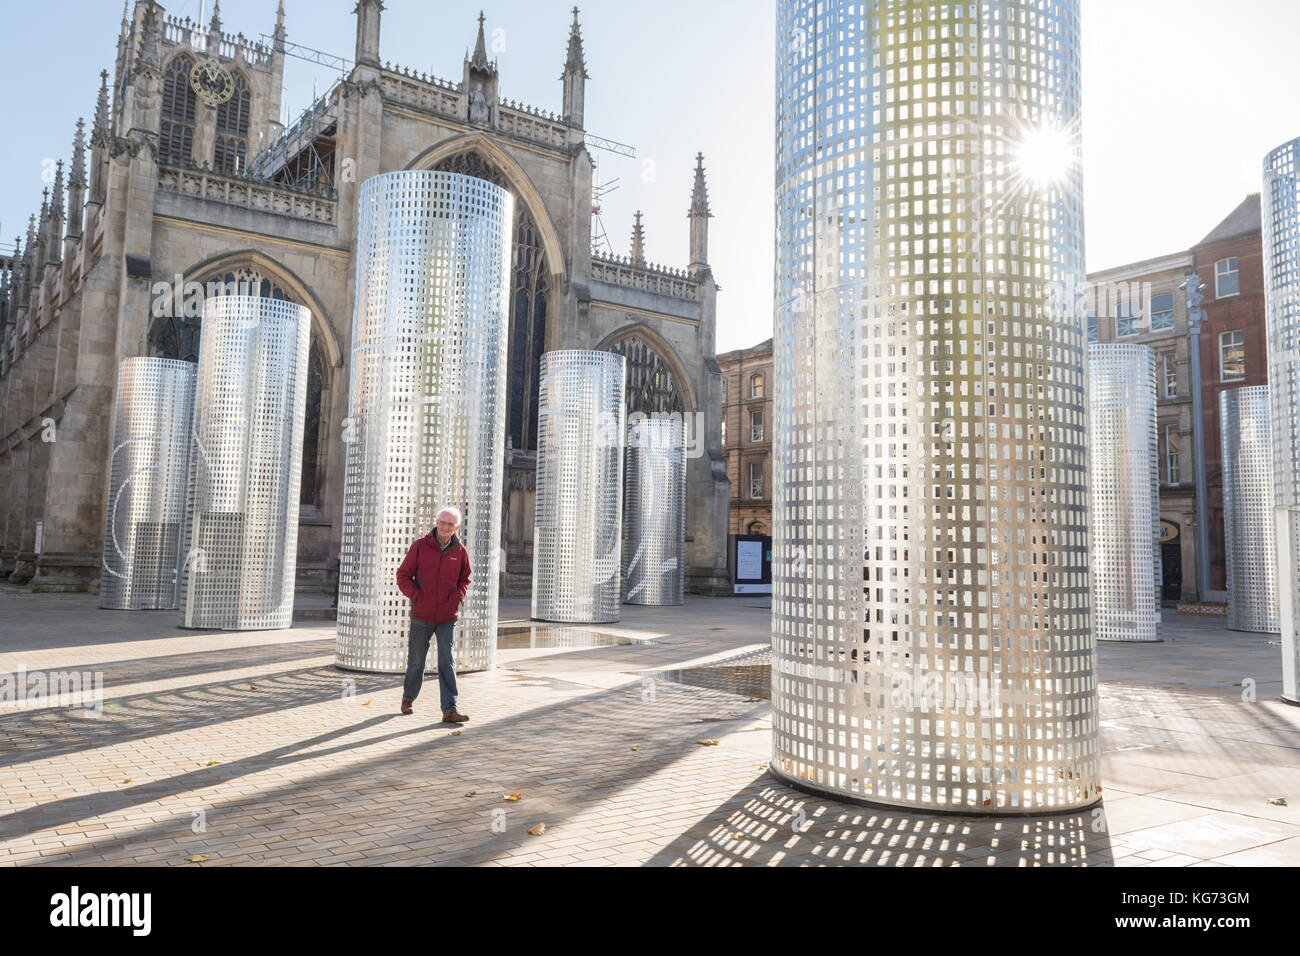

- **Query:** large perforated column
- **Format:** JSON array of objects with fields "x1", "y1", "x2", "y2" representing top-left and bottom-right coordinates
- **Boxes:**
[
  {"x1": 623, "y1": 416, "x2": 686, "y2": 606},
  {"x1": 1264, "y1": 137, "x2": 1300, "y2": 701},
  {"x1": 178, "y1": 296, "x2": 312, "y2": 630},
  {"x1": 100, "y1": 357, "x2": 196, "y2": 610},
  {"x1": 773, "y1": 0, "x2": 1099, "y2": 811},
  {"x1": 335, "y1": 170, "x2": 512, "y2": 674},
  {"x1": 1220, "y1": 386, "x2": 1279, "y2": 633},
  {"x1": 532, "y1": 350, "x2": 627, "y2": 624},
  {"x1": 1088, "y1": 344, "x2": 1159, "y2": 643}
]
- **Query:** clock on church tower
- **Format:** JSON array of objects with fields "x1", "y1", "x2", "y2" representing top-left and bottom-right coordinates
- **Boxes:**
[{"x1": 190, "y1": 58, "x2": 235, "y2": 107}]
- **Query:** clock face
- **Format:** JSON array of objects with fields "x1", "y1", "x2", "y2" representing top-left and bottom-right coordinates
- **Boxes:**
[{"x1": 191, "y1": 58, "x2": 235, "y2": 107}]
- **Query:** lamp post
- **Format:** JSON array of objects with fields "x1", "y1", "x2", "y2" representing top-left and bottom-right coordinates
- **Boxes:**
[{"x1": 1184, "y1": 273, "x2": 1213, "y2": 602}]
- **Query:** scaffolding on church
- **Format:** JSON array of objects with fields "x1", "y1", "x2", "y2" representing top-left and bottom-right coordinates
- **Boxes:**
[{"x1": 247, "y1": 80, "x2": 341, "y2": 194}]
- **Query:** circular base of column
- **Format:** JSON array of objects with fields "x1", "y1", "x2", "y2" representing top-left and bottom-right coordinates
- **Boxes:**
[
  {"x1": 99, "y1": 604, "x2": 178, "y2": 612},
  {"x1": 1097, "y1": 638, "x2": 1164, "y2": 644},
  {"x1": 1281, "y1": 695, "x2": 1300, "y2": 708},
  {"x1": 332, "y1": 663, "x2": 493, "y2": 676},
  {"x1": 768, "y1": 766, "x2": 1104, "y2": 818},
  {"x1": 1227, "y1": 626, "x2": 1281, "y2": 635},
  {"x1": 622, "y1": 600, "x2": 685, "y2": 608}
]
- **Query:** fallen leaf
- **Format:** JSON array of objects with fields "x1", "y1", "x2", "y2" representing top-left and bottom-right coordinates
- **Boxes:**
[
  {"x1": 361, "y1": 700, "x2": 372, "y2": 706},
  {"x1": 1268, "y1": 797, "x2": 1288, "y2": 806},
  {"x1": 185, "y1": 854, "x2": 209, "y2": 863},
  {"x1": 248, "y1": 685, "x2": 258, "y2": 691},
  {"x1": 503, "y1": 791, "x2": 522, "y2": 802},
  {"x1": 464, "y1": 791, "x2": 477, "y2": 798},
  {"x1": 449, "y1": 730, "x2": 462, "y2": 736},
  {"x1": 121, "y1": 778, "x2": 133, "y2": 784},
  {"x1": 205, "y1": 760, "x2": 221, "y2": 766},
  {"x1": 528, "y1": 823, "x2": 546, "y2": 836},
  {"x1": 696, "y1": 739, "x2": 720, "y2": 747},
  {"x1": 729, "y1": 832, "x2": 744, "y2": 840},
  {"x1": 631, "y1": 745, "x2": 639, "y2": 751}
]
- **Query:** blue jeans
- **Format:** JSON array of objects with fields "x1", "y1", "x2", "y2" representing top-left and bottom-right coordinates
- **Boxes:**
[{"x1": 402, "y1": 620, "x2": 458, "y2": 713}]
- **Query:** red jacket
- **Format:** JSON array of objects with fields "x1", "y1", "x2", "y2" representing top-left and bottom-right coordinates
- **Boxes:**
[{"x1": 396, "y1": 532, "x2": 472, "y2": 624}]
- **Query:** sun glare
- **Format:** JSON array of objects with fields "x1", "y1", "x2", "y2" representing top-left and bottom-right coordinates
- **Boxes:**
[{"x1": 1015, "y1": 125, "x2": 1075, "y2": 189}]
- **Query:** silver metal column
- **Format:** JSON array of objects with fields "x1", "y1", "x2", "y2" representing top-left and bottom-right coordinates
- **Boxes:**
[
  {"x1": 532, "y1": 349, "x2": 627, "y2": 624},
  {"x1": 1088, "y1": 344, "x2": 1159, "y2": 643},
  {"x1": 623, "y1": 416, "x2": 685, "y2": 606},
  {"x1": 1264, "y1": 136, "x2": 1300, "y2": 701},
  {"x1": 773, "y1": 0, "x2": 1099, "y2": 811},
  {"x1": 178, "y1": 296, "x2": 312, "y2": 630},
  {"x1": 335, "y1": 170, "x2": 513, "y2": 674},
  {"x1": 1220, "y1": 386, "x2": 1279, "y2": 633},
  {"x1": 100, "y1": 357, "x2": 196, "y2": 610}
]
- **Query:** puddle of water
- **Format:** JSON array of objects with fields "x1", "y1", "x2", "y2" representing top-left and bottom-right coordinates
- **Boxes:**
[
  {"x1": 652, "y1": 648, "x2": 772, "y2": 700},
  {"x1": 496, "y1": 623, "x2": 654, "y2": 650}
]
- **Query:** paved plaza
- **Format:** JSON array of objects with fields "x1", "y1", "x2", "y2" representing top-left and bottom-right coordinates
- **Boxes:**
[{"x1": 1, "y1": 586, "x2": 1298, "y2": 867}]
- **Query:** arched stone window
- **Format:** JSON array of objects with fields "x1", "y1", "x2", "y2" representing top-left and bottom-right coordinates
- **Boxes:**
[
  {"x1": 214, "y1": 71, "x2": 251, "y2": 174},
  {"x1": 608, "y1": 335, "x2": 685, "y2": 417},
  {"x1": 146, "y1": 267, "x2": 328, "y2": 508},
  {"x1": 160, "y1": 55, "x2": 197, "y2": 166},
  {"x1": 433, "y1": 150, "x2": 549, "y2": 453}
]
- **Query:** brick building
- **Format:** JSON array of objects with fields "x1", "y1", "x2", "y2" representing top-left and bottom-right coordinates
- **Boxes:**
[
  {"x1": 1192, "y1": 194, "x2": 1267, "y2": 599},
  {"x1": 717, "y1": 337, "x2": 772, "y2": 538},
  {"x1": 1089, "y1": 193, "x2": 1266, "y2": 604}
]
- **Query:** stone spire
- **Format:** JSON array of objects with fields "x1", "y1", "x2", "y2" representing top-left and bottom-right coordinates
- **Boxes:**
[
  {"x1": 47, "y1": 163, "x2": 65, "y2": 266},
  {"x1": 209, "y1": 0, "x2": 222, "y2": 34},
  {"x1": 563, "y1": 7, "x2": 588, "y2": 79},
  {"x1": 353, "y1": 0, "x2": 384, "y2": 70},
  {"x1": 630, "y1": 210, "x2": 646, "y2": 267},
  {"x1": 69, "y1": 119, "x2": 87, "y2": 188},
  {"x1": 135, "y1": 1, "x2": 162, "y2": 78},
  {"x1": 67, "y1": 120, "x2": 88, "y2": 246},
  {"x1": 688, "y1": 152, "x2": 712, "y2": 275},
  {"x1": 120, "y1": 0, "x2": 130, "y2": 38},
  {"x1": 91, "y1": 71, "x2": 111, "y2": 147},
  {"x1": 470, "y1": 11, "x2": 490, "y2": 71},
  {"x1": 274, "y1": 0, "x2": 286, "y2": 40},
  {"x1": 561, "y1": 6, "x2": 588, "y2": 128},
  {"x1": 90, "y1": 72, "x2": 111, "y2": 204}
]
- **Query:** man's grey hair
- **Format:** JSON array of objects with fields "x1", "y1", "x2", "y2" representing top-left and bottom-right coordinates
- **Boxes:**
[{"x1": 436, "y1": 506, "x2": 462, "y2": 526}]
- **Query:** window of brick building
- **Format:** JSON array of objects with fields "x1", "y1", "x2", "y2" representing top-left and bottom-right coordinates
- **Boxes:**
[
  {"x1": 1215, "y1": 258, "x2": 1240, "y2": 298},
  {"x1": 749, "y1": 462, "x2": 763, "y2": 499},
  {"x1": 1162, "y1": 352, "x2": 1177, "y2": 398},
  {"x1": 1150, "y1": 292, "x2": 1174, "y2": 331},
  {"x1": 1116, "y1": 301, "x2": 1140, "y2": 337},
  {"x1": 751, "y1": 409, "x2": 764, "y2": 442},
  {"x1": 1219, "y1": 330, "x2": 1245, "y2": 381},
  {"x1": 1161, "y1": 425, "x2": 1180, "y2": 484},
  {"x1": 1086, "y1": 311, "x2": 1098, "y2": 343},
  {"x1": 750, "y1": 373, "x2": 765, "y2": 399}
]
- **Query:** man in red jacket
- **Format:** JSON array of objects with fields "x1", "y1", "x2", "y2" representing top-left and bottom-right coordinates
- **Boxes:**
[{"x1": 396, "y1": 506, "x2": 471, "y2": 722}]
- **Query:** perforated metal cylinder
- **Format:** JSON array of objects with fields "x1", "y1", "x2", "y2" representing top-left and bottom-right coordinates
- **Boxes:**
[
  {"x1": 623, "y1": 416, "x2": 685, "y2": 606},
  {"x1": 335, "y1": 170, "x2": 513, "y2": 674},
  {"x1": 532, "y1": 350, "x2": 626, "y2": 624},
  {"x1": 1088, "y1": 344, "x2": 1159, "y2": 643},
  {"x1": 1264, "y1": 137, "x2": 1300, "y2": 699},
  {"x1": 100, "y1": 357, "x2": 196, "y2": 610},
  {"x1": 773, "y1": 0, "x2": 1098, "y2": 812},
  {"x1": 178, "y1": 296, "x2": 311, "y2": 630},
  {"x1": 1220, "y1": 386, "x2": 1279, "y2": 633}
]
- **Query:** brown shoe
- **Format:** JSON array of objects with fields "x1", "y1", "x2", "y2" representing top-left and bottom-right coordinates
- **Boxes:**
[
  {"x1": 400, "y1": 699, "x2": 414, "y2": 715},
  {"x1": 442, "y1": 710, "x2": 469, "y2": 723}
]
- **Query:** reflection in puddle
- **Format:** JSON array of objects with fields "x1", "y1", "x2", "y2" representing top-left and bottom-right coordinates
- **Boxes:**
[
  {"x1": 654, "y1": 648, "x2": 771, "y2": 700},
  {"x1": 496, "y1": 623, "x2": 655, "y2": 650}
]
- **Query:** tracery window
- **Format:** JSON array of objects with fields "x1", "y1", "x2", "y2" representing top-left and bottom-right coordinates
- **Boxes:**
[
  {"x1": 160, "y1": 55, "x2": 197, "y2": 166},
  {"x1": 214, "y1": 71, "x2": 251, "y2": 174},
  {"x1": 433, "y1": 151, "x2": 550, "y2": 453},
  {"x1": 146, "y1": 268, "x2": 328, "y2": 507},
  {"x1": 607, "y1": 335, "x2": 685, "y2": 417}
]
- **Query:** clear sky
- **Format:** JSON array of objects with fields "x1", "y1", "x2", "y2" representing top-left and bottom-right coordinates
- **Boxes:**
[{"x1": 2, "y1": 1, "x2": 1298, "y2": 353}]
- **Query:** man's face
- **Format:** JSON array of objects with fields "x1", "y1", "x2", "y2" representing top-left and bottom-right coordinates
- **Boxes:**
[{"x1": 435, "y1": 513, "x2": 460, "y2": 539}]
